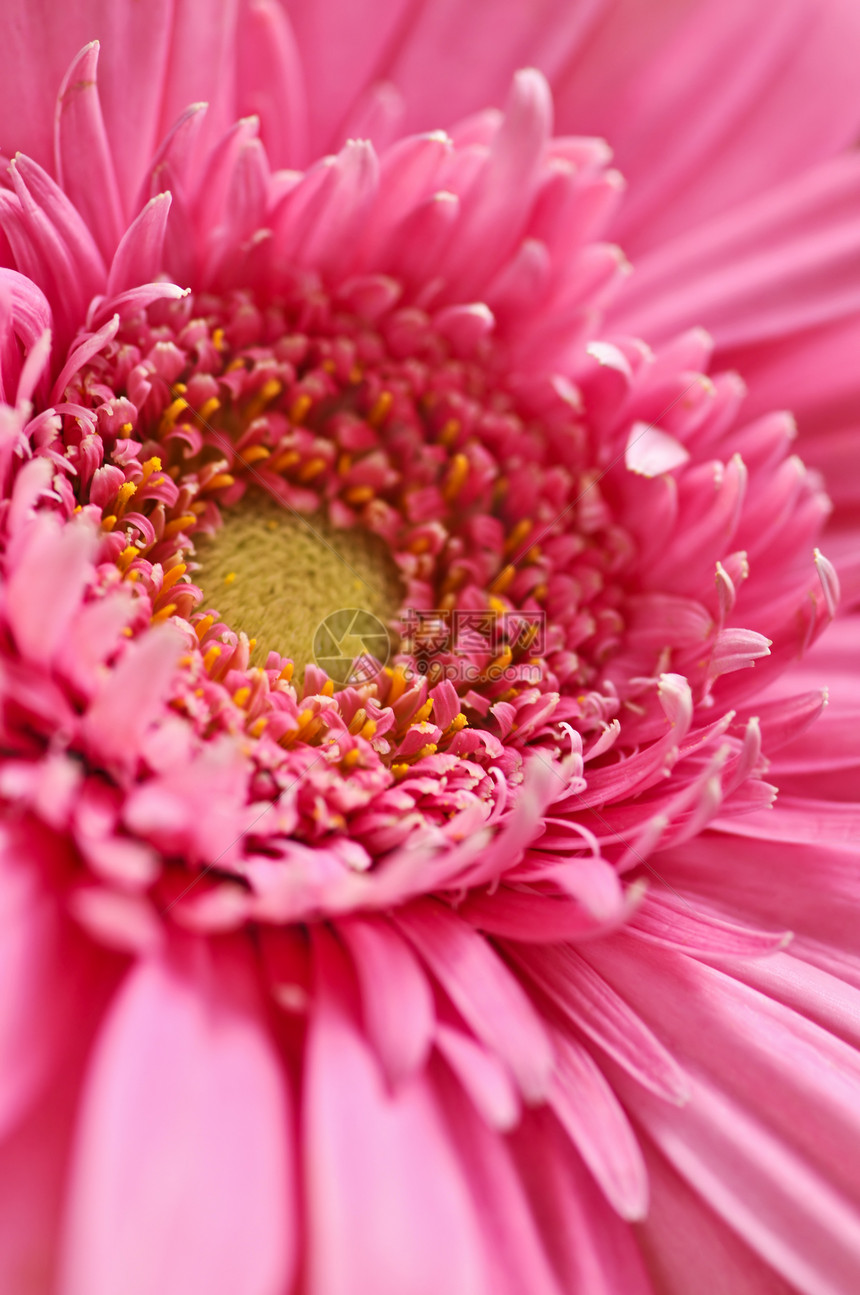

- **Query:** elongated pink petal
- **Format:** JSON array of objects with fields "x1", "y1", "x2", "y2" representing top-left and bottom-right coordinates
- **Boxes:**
[
  {"x1": 305, "y1": 929, "x2": 488, "y2": 1295},
  {"x1": 616, "y1": 153, "x2": 860, "y2": 348},
  {"x1": 548, "y1": 1029, "x2": 648, "y2": 1220},
  {"x1": 579, "y1": 0, "x2": 860, "y2": 254},
  {"x1": 514, "y1": 943, "x2": 689, "y2": 1103},
  {"x1": 58, "y1": 939, "x2": 294, "y2": 1295},
  {"x1": 54, "y1": 43, "x2": 124, "y2": 262},
  {"x1": 395, "y1": 900, "x2": 555, "y2": 1102},
  {"x1": 80, "y1": 626, "x2": 182, "y2": 776},
  {"x1": 337, "y1": 913, "x2": 435, "y2": 1086},
  {"x1": 107, "y1": 192, "x2": 172, "y2": 296},
  {"x1": 236, "y1": 0, "x2": 307, "y2": 168},
  {"x1": 5, "y1": 516, "x2": 95, "y2": 666}
]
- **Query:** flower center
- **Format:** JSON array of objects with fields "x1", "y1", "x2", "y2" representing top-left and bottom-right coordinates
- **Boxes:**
[
  {"x1": 194, "y1": 491, "x2": 403, "y2": 675},
  {"x1": 63, "y1": 278, "x2": 641, "y2": 788}
]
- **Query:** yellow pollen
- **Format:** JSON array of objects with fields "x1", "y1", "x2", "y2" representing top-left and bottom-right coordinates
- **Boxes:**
[
  {"x1": 293, "y1": 708, "x2": 315, "y2": 735},
  {"x1": 359, "y1": 719, "x2": 377, "y2": 740},
  {"x1": 141, "y1": 456, "x2": 162, "y2": 482},
  {"x1": 320, "y1": 679, "x2": 335, "y2": 698},
  {"x1": 164, "y1": 513, "x2": 197, "y2": 538},
  {"x1": 117, "y1": 545, "x2": 138, "y2": 572},
  {"x1": 348, "y1": 708, "x2": 368, "y2": 734},
  {"x1": 151, "y1": 603, "x2": 177, "y2": 624},
  {"x1": 391, "y1": 762, "x2": 410, "y2": 779},
  {"x1": 203, "y1": 644, "x2": 223, "y2": 672},
  {"x1": 445, "y1": 713, "x2": 468, "y2": 736},
  {"x1": 290, "y1": 394, "x2": 313, "y2": 425},
  {"x1": 345, "y1": 485, "x2": 374, "y2": 506},
  {"x1": 442, "y1": 453, "x2": 470, "y2": 502},
  {"x1": 414, "y1": 743, "x2": 437, "y2": 760},
  {"x1": 240, "y1": 445, "x2": 271, "y2": 465},
  {"x1": 115, "y1": 481, "x2": 137, "y2": 514},
  {"x1": 298, "y1": 456, "x2": 327, "y2": 482},
  {"x1": 204, "y1": 472, "x2": 236, "y2": 493},
  {"x1": 232, "y1": 686, "x2": 251, "y2": 708},
  {"x1": 270, "y1": 449, "x2": 301, "y2": 474},
  {"x1": 369, "y1": 391, "x2": 393, "y2": 427},
  {"x1": 120, "y1": 422, "x2": 134, "y2": 434},
  {"x1": 342, "y1": 748, "x2": 362, "y2": 769},
  {"x1": 439, "y1": 418, "x2": 461, "y2": 447},
  {"x1": 161, "y1": 562, "x2": 187, "y2": 592},
  {"x1": 533, "y1": 584, "x2": 548, "y2": 601},
  {"x1": 197, "y1": 397, "x2": 221, "y2": 423},
  {"x1": 337, "y1": 452, "x2": 352, "y2": 475},
  {"x1": 388, "y1": 666, "x2": 409, "y2": 705},
  {"x1": 409, "y1": 535, "x2": 431, "y2": 555},
  {"x1": 212, "y1": 327, "x2": 226, "y2": 351},
  {"x1": 245, "y1": 379, "x2": 282, "y2": 423},
  {"x1": 101, "y1": 514, "x2": 117, "y2": 531},
  {"x1": 505, "y1": 518, "x2": 532, "y2": 555},
  {"x1": 412, "y1": 699, "x2": 434, "y2": 725},
  {"x1": 489, "y1": 563, "x2": 516, "y2": 596},
  {"x1": 278, "y1": 662, "x2": 294, "y2": 682},
  {"x1": 489, "y1": 646, "x2": 513, "y2": 673},
  {"x1": 195, "y1": 615, "x2": 216, "y2": 640},
  {"x1": 224, "y1": 571, "x2": 237, "y2": 585},
  {"x1": 161, "y1": 397, "x2": 189, "y2": 431},
  {"x1": 249, "y1": 717, "x2": 267, "y2": 737}
]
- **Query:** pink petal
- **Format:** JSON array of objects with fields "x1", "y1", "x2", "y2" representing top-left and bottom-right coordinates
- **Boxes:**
[
  {"x1": 386, "y1": 0, "x2": 600, "y2": 140},
  {"x1": 436, "y1": 1023, "x2": 520, "y2": 1131},
  {"x1": 305, "y1": 929, "x2": 488, "y2": 1295},
  {"x1": 236, "y1": 0, "x2": 307, "y2": 168},
  {"x1": 615, "y1": 153, "x2": 860, "y2": 348},
  {"x1": 514, "y1": 943, "x2": 689, "y2": 1103},
  {"x1": 5, "y1": 515, "x2": 96, "y2": 667},
  {"x1": 395, "y1": 899, "x2": 554, "y2": 1102},
  {"x1": 625, "y1": 421, "x2": 690, "y2": 477},
  {"x1": 579, "y1": 0, "x2": 860, "y2": 254},
  {"x1": 509, "y1": 1108, "x2": 654, "y2": 1294},
  {"x1": 58, "y1": 939, "x2": 294, "y2": 1295},
  {"x1": 337, "y1": 913, "x2": 435, "y2": 1087},
  {"x1": 0, "y1": 825, "x2": 70, "y2": 1139},
  {"x1": 107, "y1": 192, "x2": 172, "y2": 296},
  {"x1": 80, "y1": 625, "x2": 182, "y2": 776},
  {"x1": 548, "y1": 1029, "x2": 649, "y2": 1219},
  {"x1": 54, "y1": 42, "x2": 124, "y2": 262}
]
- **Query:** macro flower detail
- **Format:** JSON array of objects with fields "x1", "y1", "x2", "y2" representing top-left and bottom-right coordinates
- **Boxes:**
[{"x1": 1, "y1": 4, "x2": 859, "y2": 1295}]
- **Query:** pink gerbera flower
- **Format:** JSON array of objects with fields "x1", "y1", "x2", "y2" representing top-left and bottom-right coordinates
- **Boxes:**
[{"x1": 1, "y1": 2, "x2": 859, "y2": 1293}]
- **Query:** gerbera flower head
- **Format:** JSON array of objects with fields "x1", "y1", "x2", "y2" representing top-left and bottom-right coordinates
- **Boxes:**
[{"x1": 1, "y1": 5, "x2": 859, "y2": 1294}]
